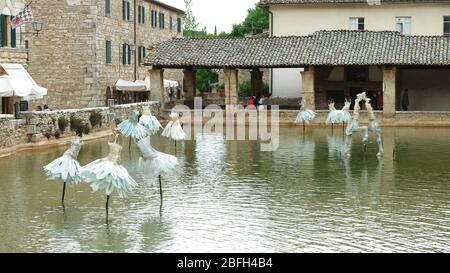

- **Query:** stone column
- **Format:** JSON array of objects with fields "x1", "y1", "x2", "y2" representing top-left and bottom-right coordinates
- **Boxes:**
[
  {"x1": 224, "y1": 68, "x2": 239, "y2": 112},
  {"x1": 382, "y1": 66, "x2": 397, "y2": 118},
  {"x1": 250, "y1": 69, "x2": 263, "y2": 97},
  {"x1": 149, "y1": 68, "x2": 164, "y2": 107},
  {"x1": 301, "y1": 66, "x2": 315, "y2": 110},
  {"x1": 183, "y1": 68, "x2": 196, "y2": 102}
]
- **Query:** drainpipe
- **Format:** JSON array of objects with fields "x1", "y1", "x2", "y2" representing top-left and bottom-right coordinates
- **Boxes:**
[
  {"x1": 268, "y1": 10, "x2": 274, "y2": 97},
  {"x1": 134, "y1": 0, "x2": 137, "y2": 81}
]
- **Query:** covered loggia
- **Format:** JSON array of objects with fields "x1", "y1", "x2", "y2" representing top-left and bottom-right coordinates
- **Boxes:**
[{"x1": 144, "y1": 30, "x2": 450, "y2": 117}]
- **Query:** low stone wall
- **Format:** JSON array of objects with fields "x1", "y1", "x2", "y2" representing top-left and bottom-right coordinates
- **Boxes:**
[
  {"x1": 176, "y1": 109, "x2": 450, "y2": 127},
  {"x1": 0, "y1": 102, "x2": 160, "y2": 156}
]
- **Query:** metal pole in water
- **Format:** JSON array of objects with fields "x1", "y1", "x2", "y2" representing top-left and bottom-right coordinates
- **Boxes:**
[
  {"x1": 106, "y1": 195, "x2": 110, "y2": 215},
  {"x1": 159, "y1": 175, "x2": 163, "y2": 209},
  {"x1": 62, "y1": 182, "x2": 66, "y2": 203}
]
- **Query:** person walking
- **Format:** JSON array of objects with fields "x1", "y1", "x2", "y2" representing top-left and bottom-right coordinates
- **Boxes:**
[{"x1": 402, "y1": 89, "x2": 409, "y2": 111}]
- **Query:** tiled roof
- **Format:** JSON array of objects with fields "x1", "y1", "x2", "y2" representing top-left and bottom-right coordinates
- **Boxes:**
[
  {"x1": 144, "y1": 30, "x2": 450, "y2": 68},
  {"x1": 259, "y1": 0, "x2": 450, "y2": 5},
  {"x1": 150, "y1": 0, "x2": 185, "y2": 14}
]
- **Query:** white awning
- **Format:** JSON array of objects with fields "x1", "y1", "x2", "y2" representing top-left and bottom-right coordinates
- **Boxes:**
[
  {"x1": 115, "y1": 79, "x2": 148, "y2": 92},
  {"x1": 115, "y1": 77, "x2": 179, "y2": 92},
  {"x1": 0, "y1": 64, "x2": 48, "y2": 100}
]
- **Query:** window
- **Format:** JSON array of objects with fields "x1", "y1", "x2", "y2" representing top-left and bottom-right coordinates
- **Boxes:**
[
  {"x1": 151, "y1": 10, "x2": 157, "y2": 28},
  {"x1": 138, "y1": 46, "x2": 146, "y2": 64},
  {"x1": 105, "y1": 0, "x2": 110, "y2": 17},
  {"x1": 106, "y1": 40, "x2": 112, "y2": 64},
  {"x1": 170, "y1": 16, "x2": 173, "y2": 31},
  {"x1": 395, "y1": 17, "x2": 411, "y2": 35},
  {"x1": 159, "y1": 12, "x2": 165, "y2": 29},
  {"x1": 349, "y1": 17, "x2": 364, "y2": 31},
  {"x1": 122, "y1": 1, "x2": 131, "y2": 21},
  {"x1": 177, "y1": 17, "x2": 182, "y2": 33},
  {"x1": 138, "y1": 5, "x2": 145, "y2": 24},
  {"x1": 444, "y1": 16, "x2": 450, "y2": 36},
  {"x1": 122, "y1": 43, "x2": 131, "y2": 65},
  {"x1": 0, "y1": 15, "x2": 7, "y2": 47}
]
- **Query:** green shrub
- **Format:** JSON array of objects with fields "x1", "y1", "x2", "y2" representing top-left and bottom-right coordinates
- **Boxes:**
[
  {"x1": 57, "y1": 117, "x2": 68, "y2": 133},
  {"x1": 70, "y1": 116, "x2": 90, "y2": 137},
  {"x1": 89, "y1": 111, "x2": 102, "y2": 128},
  {"x1": 239, "y1": 80, "x2": 270, "y2": 97},
  {"x1": 239, "y1": 80, "x2": 251, "y2": 97}
]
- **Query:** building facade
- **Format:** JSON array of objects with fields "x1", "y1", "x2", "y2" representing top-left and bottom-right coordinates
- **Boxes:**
[
  {"x1": 261, "y1": 0, "x2": 450, "y2": 111},
  {"x1": 26, "y1": 0, "x2": 184, "y2": 109},
  {"x1": 0, "y1": 0, "x2": 28, "y2": 114}
]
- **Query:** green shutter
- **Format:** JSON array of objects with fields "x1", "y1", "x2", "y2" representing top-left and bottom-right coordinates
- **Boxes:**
[
  {"x1": 142, "y1": 7, "x2": 145, "y2": 24},
  {"x1": 0, "y1": 16, "x2": 6, "y2": 47},
  {"x1": 106, "y1": 0, "x2": 110, "y2": 16},
  {"x1": 106, "y1": 41, "x2": 111, "y2": 64},
  {"x1": 11, "y1": 27, "x2": 16, "y2": 48},
  {"x1": 122, "y1": 1, "x2": 126, "y2": 20},
  {"x1": 127, "y1": 2, "x2": 131, "y2": 21},
  {"x1": 122, "y1": 44, "x2": 126, "y2": 64},
  {"x1": 128, "y1": 44, "x2": 131, "y2": 64}
]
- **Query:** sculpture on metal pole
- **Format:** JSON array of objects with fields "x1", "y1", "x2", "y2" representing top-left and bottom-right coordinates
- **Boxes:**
[{"x1": 344, "y1": 92, "x2": 384, "y2": 159}]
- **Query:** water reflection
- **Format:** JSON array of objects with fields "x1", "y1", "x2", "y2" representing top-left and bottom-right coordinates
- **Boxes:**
[{"x1": 0, "y1": 127, "x2": 449, "y2": 252}]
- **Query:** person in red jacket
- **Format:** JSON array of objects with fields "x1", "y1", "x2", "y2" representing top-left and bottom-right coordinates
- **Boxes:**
[
  {"x1": 247, "y1": 96, "x2": 255, "y2": 109},
  {"x1": 377, "y1": 91, "x2": 383, "y2": 110}
]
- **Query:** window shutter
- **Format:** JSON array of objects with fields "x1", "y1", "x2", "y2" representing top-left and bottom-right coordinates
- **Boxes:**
[
  {"x1": 105, "y1": 0, "x2": 110, "y2": 16},
  {"x1": 122, "y1": 1, "x2": 126, "y2": 20},
  {"x1": 0, "y1": 16, "x2": 6, "y2": 47},
  {"x1": 151, "y1": 10, "x2": 154, "y2": 28},
  {"x1": 127, "y1": 44, "x2": 131, "y2": 65},
  {"x1": 142, "y1": 7, "x2": 145, "y2": 24},
  {"x1": 122, "y1": 44, "x2": 126, "y2": 64},
  {"x1": 106, "y1": 40, "x2": 111, "y2": 64},
  {"x1": 10, "y1": 17, "x2": 16, "y2": 48},
  {"x1": 127, "y1": 2, "x2": 131, "y2": 21}
]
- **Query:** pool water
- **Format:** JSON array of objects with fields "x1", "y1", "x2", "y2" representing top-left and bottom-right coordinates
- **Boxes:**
[{"x1": 0, "y1": 127, "x2": 449, "y2": 253}]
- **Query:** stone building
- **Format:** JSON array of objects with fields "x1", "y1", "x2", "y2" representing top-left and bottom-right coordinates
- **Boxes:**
[
  {"x1": 26, "y1": 0, "x2": 184, "y2": 110},
  {"x1": 0, "y1": 0, "x2": 29, "y2": 114}
]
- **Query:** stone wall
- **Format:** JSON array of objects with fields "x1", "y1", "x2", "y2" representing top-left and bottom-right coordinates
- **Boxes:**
[
  {"x1": 18, "y1": 102, "x2": 161, "y2": 142},
  {"x1": 27, "y1": 0, "x2": 184, "y2": 110},
  {"x1": 0, "y1": 102, "x2": 160, "y2": 156},
  {"x1": 0, "y1": 48, "x2": 28, "y2": 66}
]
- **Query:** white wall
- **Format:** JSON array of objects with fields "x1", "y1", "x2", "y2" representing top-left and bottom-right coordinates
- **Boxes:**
[
  {"x1": 400, "y1": 69, "x2": 450, "y2": 111},
  {"x1": 272, "y1": 68, "x2": 303, "y2": 98},
  {"x1": 271, "y1": 3, "x2": 450, "y2": 36},
  {"x1": 269, "y1": 2, "x2": 450, "y2": 97}
]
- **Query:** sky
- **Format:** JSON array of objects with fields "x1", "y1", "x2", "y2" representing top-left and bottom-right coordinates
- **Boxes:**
[{"x1": 161, "y1": 0, "x2": 260, "y2": 33}]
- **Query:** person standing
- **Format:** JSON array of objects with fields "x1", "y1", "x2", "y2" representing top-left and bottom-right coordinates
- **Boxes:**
[
  {"x1": 247, "y1": 96, "x2": 255, "y2": 109},
  {"x1": 370, "y1": 93, "x2": 378, "y2": 110},
  {"x1": 402, "y1": 89, "x2": 409, "y2": 111},
  {"x1": 377, "y1": 91, "x2": 383, "y2": 111}
]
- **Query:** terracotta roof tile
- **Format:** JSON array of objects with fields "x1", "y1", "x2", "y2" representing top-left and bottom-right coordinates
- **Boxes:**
[{"x1": 144, "y1": 30, "x2": 450, "y2": 68}]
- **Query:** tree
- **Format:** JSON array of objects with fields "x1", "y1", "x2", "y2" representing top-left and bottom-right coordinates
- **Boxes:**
[
  {"x1": 183, "y1": 0, "x2": 199, "y2": 37},
  {"x1": 196, "y1": 69, "x2": 218, "y2": 93},
  {"x1": 230, "y1": 5, "x2": 269, "y2": 37}
]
